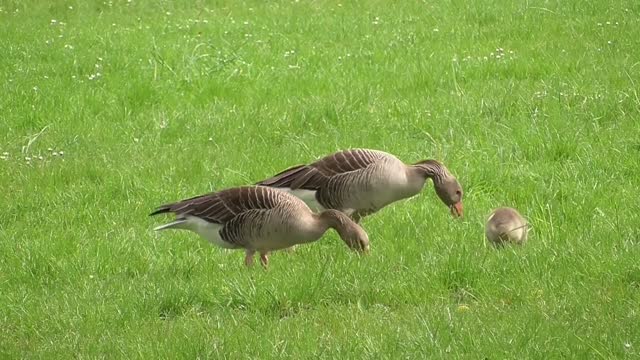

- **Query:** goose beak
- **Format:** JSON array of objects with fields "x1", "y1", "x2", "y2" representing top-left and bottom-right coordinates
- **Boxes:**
[
  {"x1": 450, "y1": 202, "x2": 463, "y2": 218},
  {"x1": 357, "y1": 242, "x2": 370, "y2": 254}
]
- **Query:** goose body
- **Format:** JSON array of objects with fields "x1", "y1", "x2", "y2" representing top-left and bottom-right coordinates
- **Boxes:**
[
  {"x1": 150, "y1": 186, "x2": 370, "y2": 267},
  {"x1": 256, "y1": 148, "x2": 463, "y2": 222},
  {"x1": 485, "y1": 207, "x2": 529, "y2": 246}
]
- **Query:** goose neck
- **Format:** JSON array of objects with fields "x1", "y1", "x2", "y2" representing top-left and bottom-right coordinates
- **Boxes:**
[{"x1": 411, "y1": 159, "x2": 449, "y2": 184}]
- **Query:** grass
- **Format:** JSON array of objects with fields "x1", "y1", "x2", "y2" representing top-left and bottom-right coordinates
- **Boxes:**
[{"x1": 1, "y1": 0, "x2": 639, "y2": 358}]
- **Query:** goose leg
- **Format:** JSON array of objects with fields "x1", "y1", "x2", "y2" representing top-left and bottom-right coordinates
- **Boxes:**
[
  {"x1": 259, "y1": 252, "x2": 270, "y2": 268},
  {"x1": 244, "y1": 250, "x2": 256, "y2": 267}
]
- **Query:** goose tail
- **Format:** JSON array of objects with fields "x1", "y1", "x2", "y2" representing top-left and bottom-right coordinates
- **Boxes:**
[{"x1": 153, "y1": 219, "x2": 188, "y2": 231}]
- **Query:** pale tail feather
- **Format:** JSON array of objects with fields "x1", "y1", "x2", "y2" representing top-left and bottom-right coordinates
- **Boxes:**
[{"x1": 153, "y1": 219, "x2": 188, "y2": 231}]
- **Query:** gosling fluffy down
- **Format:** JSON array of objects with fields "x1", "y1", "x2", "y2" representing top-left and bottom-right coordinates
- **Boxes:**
[{"x1": 485, "y1": 207, "x2": 529, "y2": 246}]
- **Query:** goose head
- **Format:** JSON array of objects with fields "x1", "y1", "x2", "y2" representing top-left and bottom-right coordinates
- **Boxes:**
[
  {"x1": 412, "y1": 159, "x2": 464, "y2": 217},
  {"x1": 319, "y1": 210, "x2": 370, "y2": 252},
  {"x1": 434, "y1": 176, "x2": 464, "y2": 217},
  {"x1": 339, "y1": 222, "x2": 370, "y2": 252}
]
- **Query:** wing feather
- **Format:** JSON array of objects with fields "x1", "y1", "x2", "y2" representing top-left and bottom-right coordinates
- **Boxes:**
[
  {"x1": 150, "y1": 186, "x2": 285, "y2": 225},
  {"x1": 256, "y1": 148, "x2": 389, "y2": 191}
]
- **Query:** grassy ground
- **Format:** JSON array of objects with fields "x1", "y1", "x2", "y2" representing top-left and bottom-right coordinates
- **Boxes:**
[{"x1": 1, "y1": 0, "x2": 639, "y2": 358}]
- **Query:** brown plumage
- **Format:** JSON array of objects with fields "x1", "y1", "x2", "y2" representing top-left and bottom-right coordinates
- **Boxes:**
[
  {"x1": 256, "y1": 148, "x2": 463, "y2": 223},
  {"x1": 150, "y1": 186, "x2": 370, "y2": 268},
  {"x1": 485, "y1": 207, "x2": 530, "y2": 247}
]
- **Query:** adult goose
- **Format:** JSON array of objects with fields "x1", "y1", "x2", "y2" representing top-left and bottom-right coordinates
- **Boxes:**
[
  {"x1": 255, "y1": 148, "x2": 463, "y2": 223},
  {"x1": 485, "y1": 207, "x2": 530, "y2": 247},
  {"x1": 150, "y1": 185, "x2": 370, "y2": 268}
]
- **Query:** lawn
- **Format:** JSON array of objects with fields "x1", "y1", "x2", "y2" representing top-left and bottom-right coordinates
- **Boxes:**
[{"x1": 1, "y1": 0, "x2": 639, "y2": 358}]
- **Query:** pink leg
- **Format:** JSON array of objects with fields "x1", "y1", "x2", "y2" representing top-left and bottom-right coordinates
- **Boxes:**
[
  {"x1": 259, "y1": 252, "x2": 269, "y2": 268},
  {"x1": 244, "y1": 250, "x2": 255, "y2": 267}
]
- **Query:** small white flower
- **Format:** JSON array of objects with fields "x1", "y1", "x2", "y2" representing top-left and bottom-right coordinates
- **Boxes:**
[
  {"x1": 166, "y1": 11, "x2": 171, "y2": 15},
  {"x1": 25, "y1": 157, "x2": 31, "y2": 161},
  {"x1": 68, "y1": 6, "x2": 73, "y2": 10},
  {"x1": 59, "y1": 151, "x2": 64, "y2": 156},
  {"x1": 51, "y1": 19, "x2": 58, "y2": 24},
  {"x1": 38, "y1": 156, "x2": 43, "y2": 160},
  {"x1": 243, "y1": 21, "x2": 249, "y2": 25},
  {"x1": 597, "y1": 22, "x2": 602, "y2": 26},
  {"x1": 52, "y1": 152, "x2": 59, "y2": 156},
  {"x1": 606, "y1": 21, "x2": 611, "y2": 25},
  {"x1": 433, "y1": 28, "x2": 439, "y2": 32}
]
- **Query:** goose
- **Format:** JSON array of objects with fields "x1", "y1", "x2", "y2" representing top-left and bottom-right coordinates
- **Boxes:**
[
  {"x1": 149, "y1": 185, "x2": 370, "y2": 268},
  {"x1": 255, "y1": 148, "x2": 463, "y2": 223},
  {"x1": 485, "y1": 207, "x2": 530, "y2": 246}
]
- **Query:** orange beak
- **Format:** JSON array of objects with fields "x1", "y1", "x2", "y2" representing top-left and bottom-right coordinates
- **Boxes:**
[{"x1": 450, "y1": 202, "x2": 463, "y2": 218}]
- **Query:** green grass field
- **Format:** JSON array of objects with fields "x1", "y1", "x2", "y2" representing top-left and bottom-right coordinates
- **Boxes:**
[{"x1": 2, "y1": 0, "x2": 639, "y2": 358}]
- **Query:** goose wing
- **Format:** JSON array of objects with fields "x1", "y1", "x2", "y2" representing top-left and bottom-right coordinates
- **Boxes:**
[
  {"x1": 256, "y1": 148, "x2": 389, "y2": 190},
  {"x1": 149, "y1": 186, "x2": 284, "y2": 224}
]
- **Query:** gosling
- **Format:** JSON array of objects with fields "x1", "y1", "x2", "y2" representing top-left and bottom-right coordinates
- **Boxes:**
[{"x1": 485, "y1": 207, "x2": 529, "y2": 247}]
